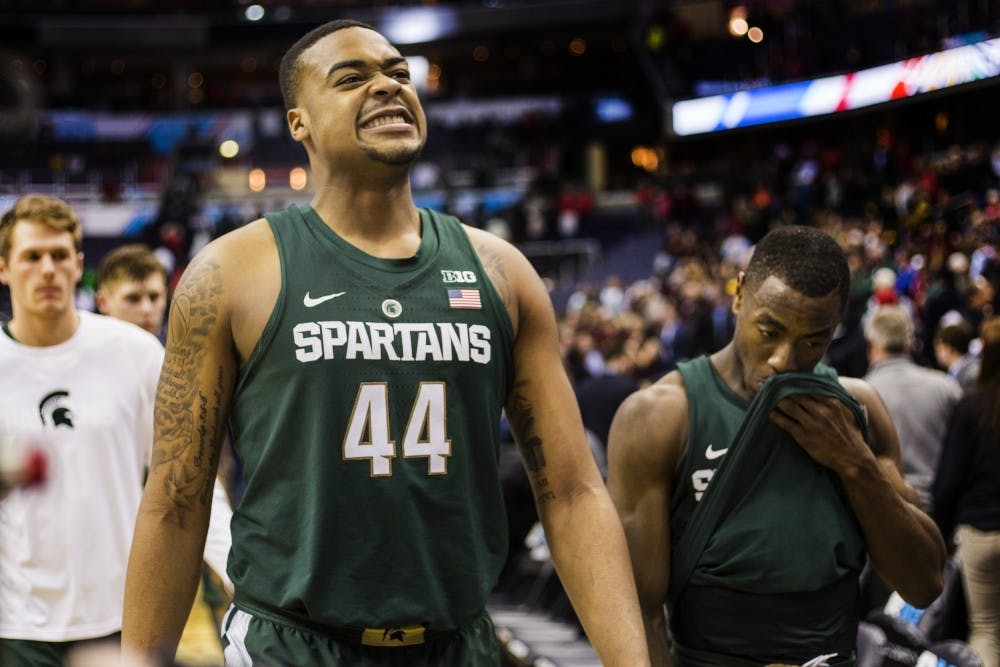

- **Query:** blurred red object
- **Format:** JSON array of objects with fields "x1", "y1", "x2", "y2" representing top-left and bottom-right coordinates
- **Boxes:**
[
  {"x1": 22, "y1": 449, "x2": 48, "y2": 487},
  {"x1": 1, "y1": 438, "x2": 48, "y2": 494},
  {"x1": 874, "y1": 286, "x2": 899, "y2": 305}
]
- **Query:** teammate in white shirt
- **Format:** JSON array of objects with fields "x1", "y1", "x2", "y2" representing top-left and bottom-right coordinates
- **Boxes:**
[{"x1": 0, "y1": 195, "x2": 228, "y2": 667}]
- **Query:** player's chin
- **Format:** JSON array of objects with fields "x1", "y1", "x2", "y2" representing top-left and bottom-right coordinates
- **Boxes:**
[{"x1": 362, "y1": 142, "x2": 424, "y2": 166}]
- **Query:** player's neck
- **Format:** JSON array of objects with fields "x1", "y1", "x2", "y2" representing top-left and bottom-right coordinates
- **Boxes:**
[
  {"x1": 7, "y1": 309, "x2": 81, "y2": 347},
  {"x1": 310, "y1": 182, "x2": 422, "y2": 258},
  {"x1": 711, "y1": 343, "x2": 753, "y2": 401}
]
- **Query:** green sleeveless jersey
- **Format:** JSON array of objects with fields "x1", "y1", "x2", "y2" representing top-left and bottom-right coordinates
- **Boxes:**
[
  {"x1": 228, "y1": 204, "x2": 515, "y2": 632},
  {"x1": 671, "y1": 356, "x2": 865, "y2": 662}
]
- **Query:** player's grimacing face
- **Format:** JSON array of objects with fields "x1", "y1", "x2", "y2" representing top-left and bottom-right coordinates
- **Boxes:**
[
  {"x1": 731, "y1": 274, "x2": 842, "y2": 398},
  {"x1": 292, "y1": 27, "x2": 427, "y2": 167}
]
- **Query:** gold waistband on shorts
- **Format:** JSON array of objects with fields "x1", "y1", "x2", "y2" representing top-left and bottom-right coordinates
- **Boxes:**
[{"x1": 361, "y1": 625, "x2": 427, "y2": 647}]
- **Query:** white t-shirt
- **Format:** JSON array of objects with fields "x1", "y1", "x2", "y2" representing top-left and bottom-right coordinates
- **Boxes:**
[{"x1": 0, "y1": 312, "x2": 163, "y2": 641}]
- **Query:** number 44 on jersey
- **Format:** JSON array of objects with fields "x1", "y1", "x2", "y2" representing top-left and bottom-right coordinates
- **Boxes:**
[{"x1": 344, "y1": 382, "x2": 452, "y2": 477}]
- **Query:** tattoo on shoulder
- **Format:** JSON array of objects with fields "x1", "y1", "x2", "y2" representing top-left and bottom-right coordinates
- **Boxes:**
[
  {"x1": 475, "y1": 241, "x2": 513, "y2": 311},
  {"x1": 150, "y1": 257, "x2": 227, "y2": 528}
]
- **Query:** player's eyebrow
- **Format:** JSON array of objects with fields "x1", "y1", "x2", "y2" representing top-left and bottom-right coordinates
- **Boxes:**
[
  {"x1": 326, "y1": 56, "x2": 407, "y2": 79},
  {"x1": 758, "y1": 313, "x2": 833, "y2": 338},
  {"x1": 757, "y1": 314, "x2": 786, "y2": 331}
]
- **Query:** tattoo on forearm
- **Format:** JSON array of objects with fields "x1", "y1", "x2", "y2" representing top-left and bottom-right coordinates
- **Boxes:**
[
  {"x1": 150, "y1": 256, "x2": 226, "y2": 527},
  {"x1": 508, "y1": 379, "x2": 559, "y2": 504},
  {"x1": 509, "y1": 383, "x2": 546, "y2": 472},
  {"x1": 534, "y1": 477, "x2": 555, "y2": 505},
  {"x1": 536, "y1": 491, "x2": 556, "y2": 505},
  {"x1": 475, "y1": 242, "x2": 513, "y2": 312}
]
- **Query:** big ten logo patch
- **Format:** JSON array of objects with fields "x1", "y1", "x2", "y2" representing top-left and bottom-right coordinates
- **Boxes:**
[{"x1": 441, "y1": 270, "x2": 477, "y2": 284}]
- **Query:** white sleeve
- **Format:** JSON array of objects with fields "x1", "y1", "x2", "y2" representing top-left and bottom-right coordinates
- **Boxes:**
[{"x1": 204, "y1": 477, "x2": 234, "y2": 593}]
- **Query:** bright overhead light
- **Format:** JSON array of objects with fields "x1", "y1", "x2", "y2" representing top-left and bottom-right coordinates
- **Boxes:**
[
  {"x1": 245, "y1": 5, "x2": 265, "y2": 22},
  {"x1": 406, "y1": 55, "x2": 429, "y2": 92},
  {"x1": 219, "y1": 140, "x2": 239, "y2": 159},
  {"x1": 380, "y1": 7, "x2": 458, "y2": 45},
  {"x1": 289, "y1": 167, "x2": 308, "y2": 191},
  {"x1": 249, "y1": 168, "x2": 266, "y2": 192}
]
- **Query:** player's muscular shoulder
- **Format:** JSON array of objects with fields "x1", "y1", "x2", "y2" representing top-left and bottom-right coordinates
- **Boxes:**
[
  {"x1": 643, "y1": 372, "x2": 690, "y2": 459},
  {"x1": 838, "y1": 376, "x2": 878, "y2": 407},
  {"x1": 837, "y1": 376, "x2": 887, "y2": 428},
  {"x1": 611, "y1": 371, "x2": 689, "y2": 474},
  {"x1": 204, "y1": 218, "x2": 280, "y2": 363},
  {"x1": 837, "y1": 376, "x2": 900, "y2": 460},
  {"x1": 464, "y1": 225, "x2": 521, "y2": 329}
]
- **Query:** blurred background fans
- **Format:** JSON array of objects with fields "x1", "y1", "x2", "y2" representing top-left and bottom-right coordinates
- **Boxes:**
[
  {"x1": 0, "y1": 2, "x2": 996, "y2": 293},
  {"x1": 2, "y1": 2, "x2": 999, "y2": 666},
  {"x1": 1, "y1": 2, "x2": 996, "y2": 290}
]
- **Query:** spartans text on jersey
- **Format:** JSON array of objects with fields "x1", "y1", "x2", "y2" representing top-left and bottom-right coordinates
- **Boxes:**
[{"x1": 293, "y1": 321, "x2": 492, "y2": 364}]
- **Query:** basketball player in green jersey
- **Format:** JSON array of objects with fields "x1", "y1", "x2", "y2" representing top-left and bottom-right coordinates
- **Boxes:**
[
  {"x1": 608, "y1": 226, "x2": 945, "y2": 666},
  {"x1": 122, "y1": 20, "x2": 649, "y2": 667}
]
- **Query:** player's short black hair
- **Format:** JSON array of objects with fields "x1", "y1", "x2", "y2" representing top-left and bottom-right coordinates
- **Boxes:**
[
  {"x1": 743, "y1": 225, "x2": 850, "y2": 313},
  {"x1": 279, "y1": 19, "x2": 377, "y2": 110}
]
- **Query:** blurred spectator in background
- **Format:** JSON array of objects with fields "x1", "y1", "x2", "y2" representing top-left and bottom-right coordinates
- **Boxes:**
[
  {"x1": 933, "y1": 317, "x2": 1000, "y2": 667},
  {"x1": 95, "y1": 244, "x2": 168, "y2": 340},
  {"x1": 922, "y1": 265, "x2": 968, "y2": 357},
  {"x1": 968, "y1": 274, "x2": 998, "y2": 333},
  {"x1": 557, "y1": 182, "x2": 594, "y2": 239},
  {"x1": 934, "y1": 318, "x2": 981, "y2": 391},
  {"x1": 864, "y1": 304, "x2": 961, "y2": 510},
  {"x1": 573, "y1": 352, "x2": 639, "y2": 455}
]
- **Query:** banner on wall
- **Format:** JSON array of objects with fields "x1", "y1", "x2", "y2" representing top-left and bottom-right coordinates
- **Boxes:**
[{"x1": 671, "y1": 37, "x2": 1000, "y2": 136}]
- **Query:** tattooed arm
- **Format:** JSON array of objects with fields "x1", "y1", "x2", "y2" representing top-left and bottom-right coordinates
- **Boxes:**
[
  {"x1": 468, "y1": 229, "x2": 649, "y2": 667},
  {"x1": 122, "y1": 242, "x2": 239, "y2": 659}
]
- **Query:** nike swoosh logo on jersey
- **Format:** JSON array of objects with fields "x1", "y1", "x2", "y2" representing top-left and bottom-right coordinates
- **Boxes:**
[
  {"x1": 303, "y1": 291, "x2": 346, "y2": 307},
  {"x1": 705, "y1": 444, "x2": 729, "y2": 460}
]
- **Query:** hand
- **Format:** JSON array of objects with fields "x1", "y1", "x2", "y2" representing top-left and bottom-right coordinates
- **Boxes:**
[{"x1": 769, "y1": 394, "x2": 871, "y2": 476}]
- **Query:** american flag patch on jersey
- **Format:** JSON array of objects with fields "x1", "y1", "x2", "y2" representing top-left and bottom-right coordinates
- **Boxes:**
[{"x1": 447, "y1": 288, "x2": 482, "y2": 309}]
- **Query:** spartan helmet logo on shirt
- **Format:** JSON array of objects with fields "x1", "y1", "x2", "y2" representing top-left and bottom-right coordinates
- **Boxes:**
[
  {"x1": 382, "y1": 299, "x2": 403, "y2": 318},
  {"x1": 38, "y1": 390, "x2": 75, "y2": 429}
]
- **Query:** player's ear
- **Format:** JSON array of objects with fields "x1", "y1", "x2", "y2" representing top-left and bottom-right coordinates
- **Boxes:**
[
  {"x1": 287, "y1": 107, "x2": 310, "y2": 143},
  {"x1": 732, "y1": 272, "x2": 746, "y2": 315},
  {"x1": 95, "y1": 288, "x2": 109, "y2": 314}
]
